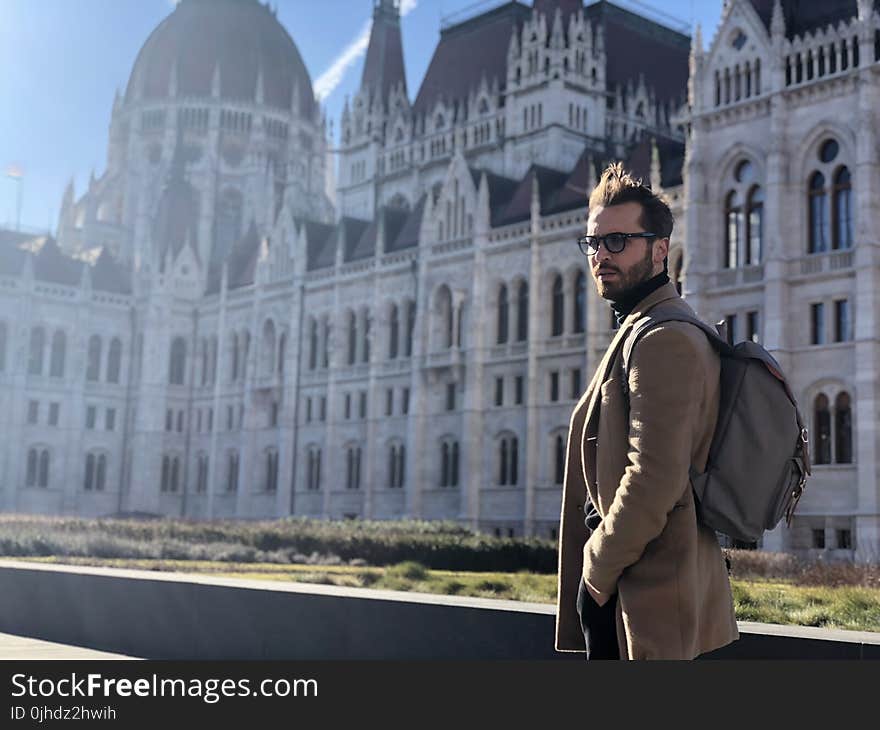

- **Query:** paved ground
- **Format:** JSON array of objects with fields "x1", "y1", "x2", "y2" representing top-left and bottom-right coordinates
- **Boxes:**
[{"x1": 0, "y1": 632, "x2": 137, "y2": 660}]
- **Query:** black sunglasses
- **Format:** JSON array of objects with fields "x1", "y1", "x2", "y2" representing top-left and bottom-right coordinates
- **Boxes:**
[{"x1": 577, "y1": 232, "x2": 657, "y2": 256}]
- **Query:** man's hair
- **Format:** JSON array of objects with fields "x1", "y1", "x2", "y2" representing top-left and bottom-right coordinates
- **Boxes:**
[{"x1": 588, "y1": 161, "x2": 674, "y2": 239}]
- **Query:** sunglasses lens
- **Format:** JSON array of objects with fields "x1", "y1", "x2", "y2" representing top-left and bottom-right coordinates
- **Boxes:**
[{"x1": 606, "y1": 234, "x2": 626, "y2": 253}]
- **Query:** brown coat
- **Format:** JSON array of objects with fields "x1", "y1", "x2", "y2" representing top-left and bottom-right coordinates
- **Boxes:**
[{"x1": 555, "y1": 282, "x2": 739, "y2": 659}]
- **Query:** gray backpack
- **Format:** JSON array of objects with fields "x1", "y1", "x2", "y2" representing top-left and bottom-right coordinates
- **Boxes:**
[{"x1": 621, "y1": 310, "x2": 811, "y2": 543}]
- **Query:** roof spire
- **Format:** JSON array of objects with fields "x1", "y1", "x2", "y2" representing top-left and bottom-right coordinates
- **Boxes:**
[
  {"x1": 360, "y1": 0, "x2": 408, "y2": 108},
  {"x1": 770, "y1": 0, "x2": 785, "y2": 38}
]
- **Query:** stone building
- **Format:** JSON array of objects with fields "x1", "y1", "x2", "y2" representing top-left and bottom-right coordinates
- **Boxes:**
[
  {"x1": 685, "y1": 0, "x2": 875, "y2": 561},
  {"x1": 5, "y1": 0, "x2": 873, "y2": 561}
]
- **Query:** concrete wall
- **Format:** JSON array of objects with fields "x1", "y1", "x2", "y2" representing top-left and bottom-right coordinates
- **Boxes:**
[{"x1": 0, "y1": 561, "x2": 877, "y2": 660}]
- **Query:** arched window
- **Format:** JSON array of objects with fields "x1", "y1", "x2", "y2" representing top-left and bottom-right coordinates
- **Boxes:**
[
  {"x1": 210, "y1": 337, "x2": 219, "y2": 383},
  {"x1": 307, "y1": 448, "x2": 315, "y2": 490},
  {"x1": 441, "y1": 441, "x2": 450, "y2": 487},
  {"x1": 499, "y1": 439, "x2": 508, "y2": 485},
  {"x1": 574, "y1": 271, "x2": 586, "y2": 334},
  {"x1": 746, "y1": 186, "x2": 764, "y2": 265},
  {"x1": 814, "y1": 394, "x2": 831, "y2": 465},
  {"x1": 322, "y1": 318, "x2": 330, "y2": 367},
  {"x1": 308, "y1": 319, "x2": 318, "y2": 370},
  {"x1": 84, "y1": 453, "x2": 107, "y2": 491},
  {"x1": 362, "y1": 310, "x2": 370, "y2": 363},
  {"x1": 346, "y1": 446, "x2": 361, "y2": 489},
  {"x1": 168, "y1": 456, "x2": 179, "y2": 493},
  {"x1": 497, "y1": 285, "x2": 509, "y2": 344},
  {"x1": 262, "y1": 320, "x2": 276, "y2": 377},
  {"x1": 277, "y1": 333, "x2": 285, "y2": 375},
  {"x1": 214, "y1": 188, "x2": 243, "y2": 265},
  {"x1": 406, "y1": 300, "x2": 416, "y2": 357},
  {"x1": 26, "y1": 448, "x2": 37, "y2": 487},
  {"x1": 161, "y1": 455, "x2": 170, "y2": 492},
  {"x1": 227, "y1": 451, "x2": 239, "y2": 491},
  {"x1": 107, "y1": 338, "x2": 122, "y2": 384},
  {"x1": 197, "y1": 453, "x2": 208, "y2": 493},
  {"x1": 230, "y1": 333, "x2": 239, "y2": 382},
  {"x1": 28, "y1": 327, "x2": 45, "y2": 375},
  {"x1": 240, "y1": 331, "x2": 250, "y2": 380},
  {"x1": 835, "y1": 392, "x2": 852, "y2": 464},
  {"x1": 39, "y1": 449, "x2": 49, "y2": 487},
  {"x1": 451, "y1": 441, "x2": 459, "y2": 486},
  {"x1": 0, "y1": 321, "x2": 6, "y2": 372},
  {"x1": 347, "y1": 311, "x2": 357, "y2": 365},
  {"x1": 551, "y1": 275, "x2": 564, "y2": 336},
  {"x1": 86, "y1": 335, "x2": 102, "y2": 382},
  {"x1": 517, "y1": 281, "x2": 529, "y2": 341},
  {"x1": 724, "y1": 191, "x2": 742, "y2": 268},
  {"x1": 832, "y1": 166, "x2": 852, "y2": 250},
  {"x1": 510, "y1": 436, "x2": 518, "y2": 485},
  {"x1": 397, "y1": 444, "x2": 405, "y2": 487},
  {"x1": 265, "y1": 448, "x2": 279, "y2": 492},
  {"x1": 168, "y1": 337, "x2": 187, "y2": 385},
  {"x1": 201, "y1": 338, "x2": 209, "y2": 385},
  {"x1": 50, "y1": 331, "x2": 66, "y2": 378},
  {"x1": 389, "y1": 304, "x2": 399, "y2": 359},
  {"x1": 84, "y1": 453, "x2": 95, "y2": 490},
  {"x1": 808, "y1": 172, "x2": 829, "y2": 254},
  {"x1": 446, "y1": 293, "x2": 454, "y2": 348},
  {"x1": 555, "y1": 434, "x2": 565, "y2": 485},
  {"x1": 388, "y1": 445, "x2": 398, "y2": 487},
  {"x1": 434, "y1": 286, "x2": 454, "y2": 350},
  {"x1": 96, "y1": 454, "x2": 106, "y2": 491}
]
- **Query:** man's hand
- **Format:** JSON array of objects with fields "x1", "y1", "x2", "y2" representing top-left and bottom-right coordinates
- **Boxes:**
[{"x1": 585, "y1": 579, "x2": 608, "y2": 607}]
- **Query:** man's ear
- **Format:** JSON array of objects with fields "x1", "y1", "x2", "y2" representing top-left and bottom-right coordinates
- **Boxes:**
[{"x1": 654, "y1": 237, "x2": 670, "y2": 265}]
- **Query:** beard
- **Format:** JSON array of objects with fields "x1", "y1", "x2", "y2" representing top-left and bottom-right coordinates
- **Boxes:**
[{"x1": 593, "y1": 245, "x2": 656, "y2": 301}]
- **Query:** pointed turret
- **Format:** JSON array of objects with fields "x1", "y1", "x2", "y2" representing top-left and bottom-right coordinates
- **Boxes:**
[
  {"x1": 770, "y1": 0, "x2": 785, "y2": 39},
  {"x1": 360, "y1": 0, "x2": 408, "y2": 110},
  {"x1": 255, "y1": 65, "x2": 265, "y2": 106},
  {"x1": 169, "y1": 59, "x2": 179, "y2": 97},
  {"x1": 211, "y1": 62, "x2": 221, "y2": 98},
  {"x1": 550, "y1": 7, "x2": 565, "y2": 50},
  {"x1": 533, "y1": 0, "x2": 581, "y2": 28},
  {"x1": 650, "y1": 138, "x2": 662, "y2": 191}
]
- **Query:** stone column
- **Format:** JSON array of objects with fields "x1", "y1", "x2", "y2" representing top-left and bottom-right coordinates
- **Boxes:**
[{"x1": 853, "y1": 70, "x2": 880, "y2": 562}]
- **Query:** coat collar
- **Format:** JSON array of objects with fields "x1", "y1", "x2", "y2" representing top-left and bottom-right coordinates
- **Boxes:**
[{"x1": 620, "y1": 280, "x2": 682, "y2": 327}]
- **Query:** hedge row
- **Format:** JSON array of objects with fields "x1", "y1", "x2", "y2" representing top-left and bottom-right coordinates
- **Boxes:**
[{"x1": 0, "y1": 516, "x2": 558, "y2": 573}]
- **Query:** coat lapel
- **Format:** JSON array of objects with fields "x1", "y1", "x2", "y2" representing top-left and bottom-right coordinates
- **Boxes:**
[{"x1": 576, "y1": 282, "x2": 685, "y2": 488}]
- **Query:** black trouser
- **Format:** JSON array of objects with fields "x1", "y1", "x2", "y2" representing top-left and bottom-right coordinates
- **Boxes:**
[{"x1": 577, "y1": 504, "x2": 620, "y2": 660}]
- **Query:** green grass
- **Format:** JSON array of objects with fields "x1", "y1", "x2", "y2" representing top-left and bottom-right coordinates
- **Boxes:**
[{"x1": 13, "y1": 555, "x2": 880, "y2": 632}]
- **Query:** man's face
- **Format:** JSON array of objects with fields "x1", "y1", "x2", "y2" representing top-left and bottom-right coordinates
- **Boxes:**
[{"x1": 585, "y1": 201, "x2": 668, "y2": 301}]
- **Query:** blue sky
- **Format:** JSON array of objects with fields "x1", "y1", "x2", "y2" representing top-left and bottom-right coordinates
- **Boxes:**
[{"x1": 0, "y1": 0, "x2": 722, "y2": 232}]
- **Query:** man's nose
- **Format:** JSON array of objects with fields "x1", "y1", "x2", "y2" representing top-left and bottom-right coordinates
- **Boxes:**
[{"x1": 592, "y1": 244, "x2": 612, "y2": 265}]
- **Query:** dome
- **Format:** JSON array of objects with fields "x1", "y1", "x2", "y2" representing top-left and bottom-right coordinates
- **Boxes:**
[{"x1": 125, "y1": 0, "x2": 315, "y2": 116}]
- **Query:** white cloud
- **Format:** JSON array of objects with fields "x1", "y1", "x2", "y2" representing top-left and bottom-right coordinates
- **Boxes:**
[{"x1": 314, "y1": 0, "x2": 418, "y2": 101}]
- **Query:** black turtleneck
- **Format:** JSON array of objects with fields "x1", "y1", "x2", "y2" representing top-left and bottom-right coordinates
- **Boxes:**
[{"x1": 609, "y1": 270, "x2": 670, "y2": 327}]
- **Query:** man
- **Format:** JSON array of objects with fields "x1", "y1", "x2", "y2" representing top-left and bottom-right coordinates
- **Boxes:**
[{"x1": 554, "y1": 162, "x2": 739, "y2": 660}]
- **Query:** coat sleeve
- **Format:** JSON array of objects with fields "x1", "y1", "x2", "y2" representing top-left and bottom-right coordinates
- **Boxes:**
[{"x1": 582, "y1": 324, "x2": 705, "y2": 597}]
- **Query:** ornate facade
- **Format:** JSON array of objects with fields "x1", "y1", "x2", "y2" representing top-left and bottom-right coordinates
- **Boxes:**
[{"x1": 2, "y1": 0, "x2": 873, "y2": 560}]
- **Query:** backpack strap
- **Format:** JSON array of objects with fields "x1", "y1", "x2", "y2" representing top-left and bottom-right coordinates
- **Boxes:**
[
  {"x1": 621, "y1": 309, "x2": 733, "y2": 380},
  {"x1": 619, "y1": 310, "x2": 734, "y2": 487}
]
